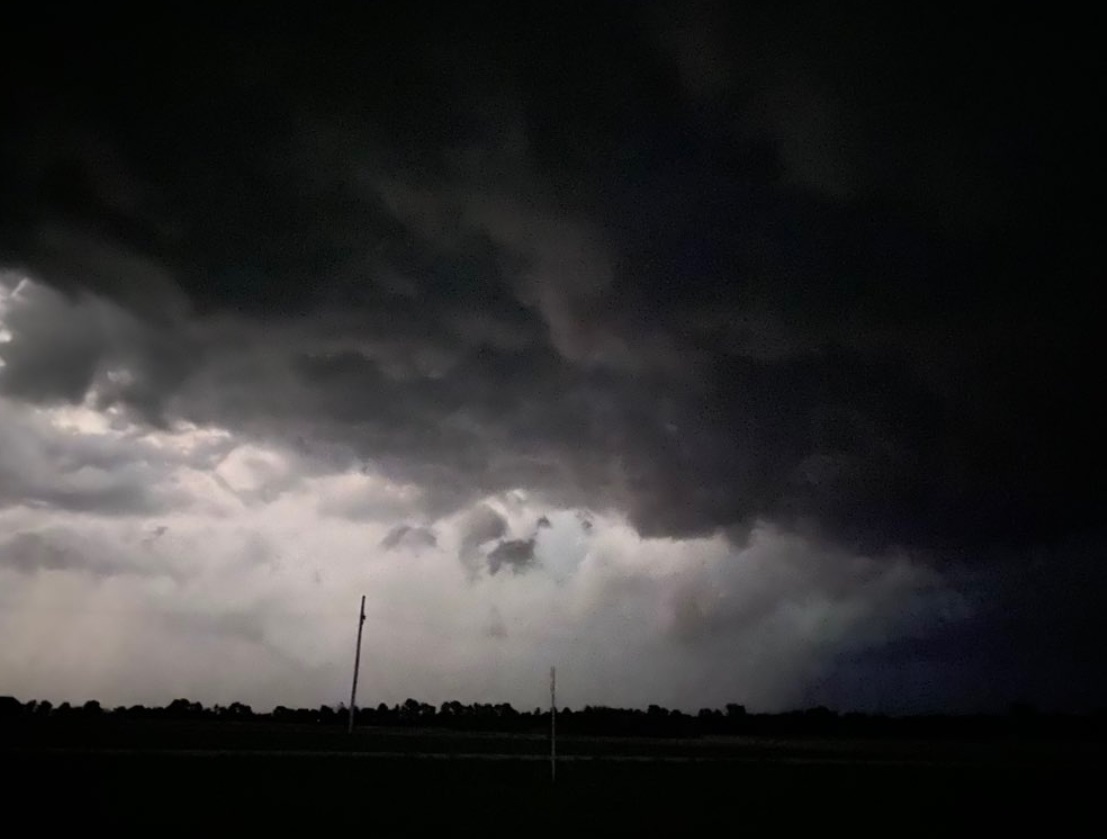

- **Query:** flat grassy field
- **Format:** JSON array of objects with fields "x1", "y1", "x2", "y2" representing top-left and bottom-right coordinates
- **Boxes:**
[{"x1": 4, "y1": 720, "x2": 1099, "y2": 834}]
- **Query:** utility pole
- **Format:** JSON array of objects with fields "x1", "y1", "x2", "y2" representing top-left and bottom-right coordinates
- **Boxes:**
[
  {"x1": 550, "y1": 666, "x2": 557, "y2": 783},
  {"x1": 348, "y1": 595, "x2": 366, "y2": 734}
]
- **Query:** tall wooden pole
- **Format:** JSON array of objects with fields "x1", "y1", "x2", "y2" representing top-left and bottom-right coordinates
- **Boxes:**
[{"x1": 348, "y1": 595, "x2": 366, "y2": 734}]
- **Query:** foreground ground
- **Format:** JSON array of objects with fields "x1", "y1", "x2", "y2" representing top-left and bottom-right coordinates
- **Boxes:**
[{"x1": 5, "y1": 720, "x2": 1100, "y2": 833}]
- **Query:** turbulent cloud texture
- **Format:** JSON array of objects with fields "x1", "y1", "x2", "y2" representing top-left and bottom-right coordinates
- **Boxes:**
[{"x1": 0, "y1": 2, "x2": 1102, "y2": 710}]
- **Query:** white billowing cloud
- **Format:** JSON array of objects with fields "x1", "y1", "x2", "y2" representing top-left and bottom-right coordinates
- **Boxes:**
[
  {"x1": 0, "y1": 396, "x2": 962, "y2": 711},
  {"x1": 0, "y1": 387, "x2": 242, "y2": 515},
  {"x1": 314, "y1": 470, "x2": 425, "y2": 522}
]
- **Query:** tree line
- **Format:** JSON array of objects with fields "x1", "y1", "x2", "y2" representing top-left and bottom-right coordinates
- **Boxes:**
[{"x1": 3, "y1": 694, "x2": 1103, "y2": 740}]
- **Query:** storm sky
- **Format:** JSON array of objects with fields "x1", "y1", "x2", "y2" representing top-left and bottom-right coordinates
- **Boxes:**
[{"x1": 0, "y1": 3, "x2": 1102, "y2": 713}]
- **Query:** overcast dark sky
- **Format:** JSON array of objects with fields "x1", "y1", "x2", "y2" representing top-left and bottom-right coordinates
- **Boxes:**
[{"x1": 0, "y1": 2, "x2": 1102, "y2": 713}]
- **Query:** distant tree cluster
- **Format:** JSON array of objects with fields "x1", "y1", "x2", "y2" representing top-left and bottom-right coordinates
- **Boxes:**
[{"x1": 1, "y1": 694, "x2": 1103, "y2": 740}]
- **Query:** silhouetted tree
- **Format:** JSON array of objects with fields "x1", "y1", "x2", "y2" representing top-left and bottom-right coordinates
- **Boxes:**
[
  {"x1": 0, "y1": 696, "x2": 21, "y2": 718},
  {"x1": 81, "y1": 700, "x2": 103, "y2": 717},
  {"x1": 3, "y1": 694, "x2": 1103, "y2": 743}
]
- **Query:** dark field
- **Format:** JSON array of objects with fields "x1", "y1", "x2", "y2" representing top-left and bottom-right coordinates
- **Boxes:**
[{"x1": 4, "y1": 721, "x2": 1100, "y2": 834}]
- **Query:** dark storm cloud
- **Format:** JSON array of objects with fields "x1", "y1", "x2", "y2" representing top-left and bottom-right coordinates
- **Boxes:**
[
  {"x1": 0, "y1": 273, "x2": 195, "y2": 424},
  {"x1": 805, "y1": 535, "x2": 1107, "y2": 713},
  {"x1": 486, "y1": 538, "x2": 536, "y2": 575},
  {"x1": 0, "y1": 278, "x2": 106, "y2": 402},
  {"x1": 0, "y1": 2, "x2": 1101, "y2": 558},
  {"x1": 456, "y1": 504, "x2": 508, "y2": 573},
  {"x1": 380, "y1": 524, "x2": 438, "y2": 552}
]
